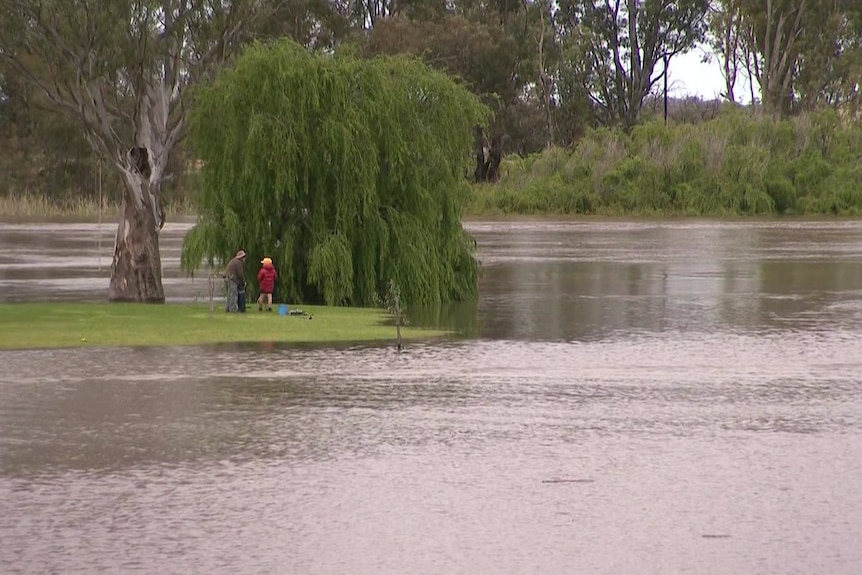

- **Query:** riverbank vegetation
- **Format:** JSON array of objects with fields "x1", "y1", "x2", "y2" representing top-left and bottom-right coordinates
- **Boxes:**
[
  {"x1": 3, "y1": 108, "x2": 861, "y2": 221},
  {"x1": 4, "y1": 2, "x2": 860, "y2": 220},
  {"x1": 0, "y1": 303, "x2": 440, "y2": 350},
  {"x1": 465, "y1": 109, "x2": 862, "y2": 217}
]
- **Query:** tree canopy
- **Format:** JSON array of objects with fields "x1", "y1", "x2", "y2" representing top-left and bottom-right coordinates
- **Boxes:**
[
  {"x1": 0, "y1": 0, "x2": 267, "y2": 301},
  {"x1": 5, "y1": 0, "x2": 862, "y2": 215},
  {"x1": 557, "y1": 0, "x2": 710, "y2": 127},
  {"x1": 181, "y1": 40, "x2": 489, "y2": 306}
]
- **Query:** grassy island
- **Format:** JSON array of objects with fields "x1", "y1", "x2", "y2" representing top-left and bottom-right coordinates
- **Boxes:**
[{"x1": 0, "y1": 303, "x2": 438, "y2": 350}]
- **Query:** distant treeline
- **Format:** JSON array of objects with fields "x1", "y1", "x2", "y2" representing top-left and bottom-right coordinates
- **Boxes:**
[
  {"x1": 466, "y1": 109, "x2": 862, "y2": 217},
  {"x1": 2, "y1": 0, "x2": 861, "y2": 216},
  {"x1": 0, "y1": 115, "x2": 197, "y2": 212},
  {"x1": 4, "y1": 104, "x2": 862, "y2": 218}
]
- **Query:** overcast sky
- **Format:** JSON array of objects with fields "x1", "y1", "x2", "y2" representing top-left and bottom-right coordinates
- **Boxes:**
[{"x1": 668, "y1": 47, "x2": 759, "y2": 104}]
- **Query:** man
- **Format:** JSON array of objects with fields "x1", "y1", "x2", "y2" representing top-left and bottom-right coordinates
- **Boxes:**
[{"x1": 224, "y1": 249, "x2": 247, "y2": 313}]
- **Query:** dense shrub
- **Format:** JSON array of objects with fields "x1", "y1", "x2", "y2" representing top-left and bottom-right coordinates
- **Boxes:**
[{"x1": 465, "y1": 109, "x2": 862, "y2": 216}]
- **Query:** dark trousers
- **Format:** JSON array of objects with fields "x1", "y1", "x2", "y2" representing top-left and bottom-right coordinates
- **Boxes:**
[
  {"x1": 225, "y1": 279, "x2": 246, "y2": 313},
  {"x1": 237, "y1": 283, "x2": 246, "y2": 313}
]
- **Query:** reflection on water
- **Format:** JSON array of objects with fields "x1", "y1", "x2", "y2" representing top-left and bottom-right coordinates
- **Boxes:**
[
  {"x1": 2, "y1": 336, "x2": 861, "y2": 474},
  {"x1": 3, "y1": 219, "x2": 862, "y2": 339},
  {"x1": 0, "y1": 220, "x2": 197, "y2": 303},
  {"x1": 2, "y1": 219, "x2": 862, "y2": 574},
  {"x1": 470, "y1": 220, "x2": 862, "y2": 341}
]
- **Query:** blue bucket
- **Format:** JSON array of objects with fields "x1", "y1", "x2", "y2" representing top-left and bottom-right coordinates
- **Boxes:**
[{"x1": 278, "y1": 304, "x2": 289, "y2": 316}]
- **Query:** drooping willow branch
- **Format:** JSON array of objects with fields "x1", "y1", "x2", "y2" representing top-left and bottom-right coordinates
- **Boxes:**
[{"x1": 182, "y1": 40, "x2": 490, "y2": 306}]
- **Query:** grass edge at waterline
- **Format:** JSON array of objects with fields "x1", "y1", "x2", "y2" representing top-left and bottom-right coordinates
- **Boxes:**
[{"x1": 0, "y1": 302, "x2": 445, "y2": 350}]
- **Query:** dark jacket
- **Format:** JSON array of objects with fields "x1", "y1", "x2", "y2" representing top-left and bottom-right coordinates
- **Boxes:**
[
  {"x1": 225, "y1": 256, "x2": 245, "y2": 283},
  {"x1": 257, "y1": 264, "x2": 277, "y2": 293}
]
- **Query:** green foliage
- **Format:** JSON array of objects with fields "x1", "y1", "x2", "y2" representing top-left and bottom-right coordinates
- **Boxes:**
[
  {"x1": 466, "y1": 109, "x2": 862, "y2": 217},
  {"x1": 183, "y1": 40, "x2": 489, "y2": 306},
  {"x1": 0, "y1": 302, "x2": 446, "y2": 350},
  {"x1": 361, "y1": 3, "x2": 539, "y2": 155},
  {"x1": 6, "y1": 0, "x2": 862, "y2": 208},
  {"x1": 556, "y1": 0, "x2": 710, "y2": 126},
  {"x1": 308, "y1": 233, "x2": 354, "y2": 305}
]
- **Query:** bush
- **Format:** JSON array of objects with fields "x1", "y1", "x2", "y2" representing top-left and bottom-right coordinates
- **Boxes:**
[{"x1": 467, "y1": 109, "x2": 862, "y2": 217}]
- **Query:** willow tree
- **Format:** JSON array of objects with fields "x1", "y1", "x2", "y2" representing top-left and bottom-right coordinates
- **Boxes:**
[{"x1": 181, "y1": 40, "x2": 489, "y2": 306}]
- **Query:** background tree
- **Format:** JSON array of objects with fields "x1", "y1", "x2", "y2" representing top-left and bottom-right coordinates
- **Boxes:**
[
  {"x1": 706, "y1": 0, "x2": 745, "y2": 103},
  {"x1": 0, "y1": 0, "x2": 265, "y2": 302},
  {"x1": 182, "y1": 40, "x2": 489, "y2": 306},
  {"x1": 0, "y1": 31, "x2": 97, "y2": 200},
  {"x1": 536, "y1": 0, "x2": 556, "y2": 147},
  {"x1": 554, "y1": 22, "x2": 597, "y2": 144},
  {"x1": 557, "y1": 0, "x2": 710, "y2": 127},
  {"x1": 257, "y1": 0, "x2": 353, "y2": 49},
  {"x1": 793, "y1": 0, "x2": 862, "y2": 113},
  {"x1": 739, "y1": 0, "x2": 806, "y2": 116},
  {"x1": 360, "y1": 1, "x2": 537, "y2": 179},
  {"x1": 1, "y1": 57, "x2": 110, "y2": 201}
]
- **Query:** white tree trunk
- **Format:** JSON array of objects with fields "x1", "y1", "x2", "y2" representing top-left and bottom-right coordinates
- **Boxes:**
[
  {"x1": 2, "y1": 0, "x2": 261, "y2": 302},
  {"x1": 108, "y1": 167, "x2": 165, "y2": 302},
  {"x1": 107, "y1": 77, "x2": 175, "y2": 303}
]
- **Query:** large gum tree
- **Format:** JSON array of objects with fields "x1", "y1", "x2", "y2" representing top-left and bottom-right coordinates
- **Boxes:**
[
  {"x1": 558, "y1": 0, "x2": 710, "y2": 127},
  {"x1": 0, "y1": 0, "x2": 264, "y2": 302},
  {"x1": 181, "y1": 40, "x2": 489, "y2": 306}
]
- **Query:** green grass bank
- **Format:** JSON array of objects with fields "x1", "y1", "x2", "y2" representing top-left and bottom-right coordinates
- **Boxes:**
[{"x1": 0, "y1": 303, "x2": 439, "y2": 350}]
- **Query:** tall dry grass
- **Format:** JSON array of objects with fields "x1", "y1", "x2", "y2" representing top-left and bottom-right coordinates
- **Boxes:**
[{"x1": 0, "y1": 193, "x2": 196, "y2": 220}]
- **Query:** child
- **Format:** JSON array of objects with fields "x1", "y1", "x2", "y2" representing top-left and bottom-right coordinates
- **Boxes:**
[{"x1": 257, "y1": 257, "x2": 278, "y2": 311}]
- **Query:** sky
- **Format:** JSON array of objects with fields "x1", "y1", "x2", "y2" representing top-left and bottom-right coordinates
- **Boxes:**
[{"x1": 667, "y1": 47, "x2": 758, "y2": 104}]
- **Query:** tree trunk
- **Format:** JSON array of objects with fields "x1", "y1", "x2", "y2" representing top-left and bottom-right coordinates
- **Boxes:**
[
  {"x1": 473, "y1": 127, "x2": 504, "y2": 183},
  {"x1": 108, "y1": 168, "x2": 165, "y2": 303},
  {"x1": 474, "y1": 126, "x2": 488, "y2": 183},
  {"x1": 538, "y1": 7, "x2": 554, "y2": 148},
  {"x1": 756, "y1": 0, "x2": 806, "y2": 116},
  {"x1": 485, "y1": 135, "x2": 503, "y2": 182}
]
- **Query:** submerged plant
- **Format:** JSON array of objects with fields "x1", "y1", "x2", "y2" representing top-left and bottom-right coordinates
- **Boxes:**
[{"x1": 374, "y1": 278, "x2": 407, "y2": 350}]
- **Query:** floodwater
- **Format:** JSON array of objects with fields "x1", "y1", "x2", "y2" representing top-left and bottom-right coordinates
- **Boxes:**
[{"x1": 2, "y1": 219, "x2": 862, "y2": 574}]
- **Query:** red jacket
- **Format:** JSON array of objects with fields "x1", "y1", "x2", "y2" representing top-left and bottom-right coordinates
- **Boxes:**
[{"x1": 257, "y1": 264, "x2": 277, "y2": 293}]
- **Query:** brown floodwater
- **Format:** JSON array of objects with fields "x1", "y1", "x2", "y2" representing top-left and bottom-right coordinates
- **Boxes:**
[{"x1": 1, "y1": 219, "x2": 862, "y2": 574}]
